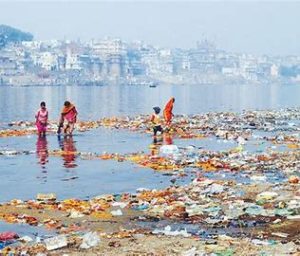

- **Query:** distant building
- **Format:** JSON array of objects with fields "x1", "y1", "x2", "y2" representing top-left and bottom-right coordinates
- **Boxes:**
[
  {"x1": 35, "y1": 52, "x2": 58, "y2": 71},
  {"x1": 0, "y1": 35, "x2": 298, "y2": 85},
  {"x1": 91, "y1": 38, "x2": 126, "y2": 77},
  {"x1": 65, "y1": 49, "x2": 81, "y2": 70},
  {"x1": 270, "y1": 64, "x2": 279, "y2": 77}
]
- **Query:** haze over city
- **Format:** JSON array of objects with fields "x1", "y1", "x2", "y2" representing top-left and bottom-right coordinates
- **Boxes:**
[{"x1": 1, "y1": 0, "x2": 300, "y2": 55}]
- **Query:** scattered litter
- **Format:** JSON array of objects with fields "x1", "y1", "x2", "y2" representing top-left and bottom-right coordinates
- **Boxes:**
[
  {"x1": 271, "y1": 232, "x2": 289, "y2": 238},
  {"x1": 152, "y1": 225, "x2": 191, "y2": 238},
  {"x1": 36, "y1": 193, "x2": 56, "y2": 202},
  {"x1": 0, "y1": 232, "x2": 19, "y2": 241},
  {"x1": 111, "y1": 209, "x2": 123, "y2": 216},
  {"x1": 44, "y1": 235, "x2": 68, "y2": 251},
  {"x1": 80, "y1": 232, "x2": 100, "y2": 249}
]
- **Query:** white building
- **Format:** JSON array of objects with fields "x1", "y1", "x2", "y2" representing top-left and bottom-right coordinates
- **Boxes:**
[
  {"x1": 34, "y1": 52, "x2": 58, "y2": 71},
  {"x1": 91, "y1": 38, "x2": 125, "y2": 57},
  {"x1": 270, "y1": 64, "x2": 279, "y2": 77},
  {"x1": 65, "y1": 49, "x2": 81, "y2": 70}
]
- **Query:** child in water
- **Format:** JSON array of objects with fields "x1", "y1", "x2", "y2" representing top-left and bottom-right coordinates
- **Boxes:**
[
  {"x1": 151, "y1": 107, "x2": 163, "y2": 137},
  {"x1": 35, "y1": 101, "x2": 48, "y2": 137}
]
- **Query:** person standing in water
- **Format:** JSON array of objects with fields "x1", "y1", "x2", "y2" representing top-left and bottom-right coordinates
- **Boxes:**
[
  {"x1": 57, "y1": 101, "x2": 78, "y2": 135},
  {"x1": 151, "y1": 106, "x2": 163, "y2": 137},
  {"x1": 35, "y1": 101, "x2": 48, "y2": 137},
  {"x1": 163, "y1": 97, "x2": 175, "y2": 128}
]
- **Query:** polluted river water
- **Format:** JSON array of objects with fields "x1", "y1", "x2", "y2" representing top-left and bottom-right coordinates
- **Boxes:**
[{"x1": 0, "y1": 84, "x2": 300, "y2": 255}]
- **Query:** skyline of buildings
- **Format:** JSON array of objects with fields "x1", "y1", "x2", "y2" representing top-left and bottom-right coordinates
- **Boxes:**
[{"x1": 1, "y1": 35, "x2": 300, "y2": 86}]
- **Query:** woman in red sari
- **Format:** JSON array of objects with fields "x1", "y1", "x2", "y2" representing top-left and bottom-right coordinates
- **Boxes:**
[{"x1": 163, "y1": 97, "x2": 175, "y2": 126}]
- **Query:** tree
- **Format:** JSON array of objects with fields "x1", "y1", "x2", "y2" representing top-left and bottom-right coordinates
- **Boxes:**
[{"x1": 0, "y1": 24, "x2": 33, "y2": 48}]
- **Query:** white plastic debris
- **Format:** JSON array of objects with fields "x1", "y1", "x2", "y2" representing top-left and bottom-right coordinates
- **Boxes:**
[
  {"x1": 152, "y1": 225, "x2": 191, "y2": 238},
  {"x1": 36, "y1": 193, "x2": 57, "y2": 201},
  {"x1": 1, "y1": 150, "x2": 18, "y2": 155},
  {"x1": 256, "y1": 191, "x2": 278, "y2": 201},
  {"x1": 44, "y1": 234, "x2": 68, "y2": 251},
  {"x1": 237, "y1": 136, "x2": 246, "y2": 145},
  {"x1": 68, "y1": 209, "x2": 84, "y2": 218},
  {"x1": 80, "y1": 232, "x2": 100, "y2": 249},
  {"x1": 111, "y1": 202, "x2": 128, "y2": 208},
  {"x1": 204, "y1": 183, "x2": 224, "y2": 194},
  {"x1": 160, "y1": 145, "x2": 179, "y2": 155},
  {"x1": 111, "y1": 209, "x2": 123, "y2": 216},
  {"x1": 251, "y1": 239, "x2": 270, "y2": 246},
  {"x1": 18, "y1": 236, "x2": 33, "y2": 242},
  {"x1": 250, "y1": 175, "x2": 267, "y2": 182},
  {"x1": 287, "y1": 215, "x2": 300, "y2": 221},
  {"x1": 271, "y1": 232, "x2": 289, "y2": 238},
  {"x1": 182, "y1": 247, "x2": 197, "y2": 256}
]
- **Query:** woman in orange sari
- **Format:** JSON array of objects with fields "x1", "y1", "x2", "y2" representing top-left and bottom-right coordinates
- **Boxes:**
[
  {"x1": 163, "y1": 97, "x2": 175, "y2": 126},
  {"x1": 57, "y1": 101, "x2": 78, "y2": 135}
]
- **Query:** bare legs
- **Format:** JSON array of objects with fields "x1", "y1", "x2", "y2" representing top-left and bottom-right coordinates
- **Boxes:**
[{"x1": 64, "y1": 122, "x2": 75, "y2": 135}]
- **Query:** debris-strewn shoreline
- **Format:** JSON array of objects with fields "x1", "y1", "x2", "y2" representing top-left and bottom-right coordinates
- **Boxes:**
[{"x1": 1, "y1": 109, "x2": 300, "y2": 255}]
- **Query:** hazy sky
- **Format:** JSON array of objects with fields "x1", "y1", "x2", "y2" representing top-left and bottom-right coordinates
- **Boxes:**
[{"x1": 0, "y1": 1, "x2": 299, "y2": 55}]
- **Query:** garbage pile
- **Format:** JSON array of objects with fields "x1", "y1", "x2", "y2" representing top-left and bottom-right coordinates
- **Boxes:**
[
  {"x1": 0, "y1": 164, "x2": 299, "y2": 253},
  {"x1": 2, "y1": 108, "x2": 300, "y2": 139}
]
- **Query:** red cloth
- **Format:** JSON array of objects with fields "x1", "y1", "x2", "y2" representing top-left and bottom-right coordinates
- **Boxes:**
[{"x1": 0, "y1": 232, "x2": 19, "y2": 241}]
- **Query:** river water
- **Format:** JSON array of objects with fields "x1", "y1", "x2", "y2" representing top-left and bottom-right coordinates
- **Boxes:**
[
  {"x1": 0, "y1": 84, "x2": 299, "y2": 202},
  {"x1": 1, "y1": 84, "x2": 300, "y2": 122}
]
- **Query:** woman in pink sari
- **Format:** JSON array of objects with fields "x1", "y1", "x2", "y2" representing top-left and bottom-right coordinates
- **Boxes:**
[{"x1": 35, "y1": 102, "x2": 48, "y2": 137}]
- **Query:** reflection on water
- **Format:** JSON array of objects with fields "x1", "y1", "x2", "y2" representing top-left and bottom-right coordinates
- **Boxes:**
[
  {"x1": 152, "y1": 136, "x2": 163, "y2": 145},
  {"x1": 152, "y1": 132, "x2": 174, "y2": 146},
  {"x1": 0, "y1": 126, "x2": 182, "y2": 202},
  {"x1": 36, "y1": 136, "x2": 49, "y2": 167},
  {"x1": 36, "y1": 135, "x2": 49, "y2": 183},
  {"x1": 58, "y1": 135, "x2": 78, "y2": 168},
  {"x1": 1, "y1": 84, "x2": 300, "y2": 122},
  {"x1": 163, "y1": 133, "x2": 173, "y2": 145},
  {"x1": 151, "y1": 136, "x2": 163, "y2": 156},
  {"x1": 150, "y1": 133, "x2": 174, "y2": 156}
]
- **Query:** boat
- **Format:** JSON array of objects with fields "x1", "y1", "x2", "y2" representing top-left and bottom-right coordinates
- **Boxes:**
[{"x1": 149, "y1": 82, "x2": 157, "y2": 88}]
